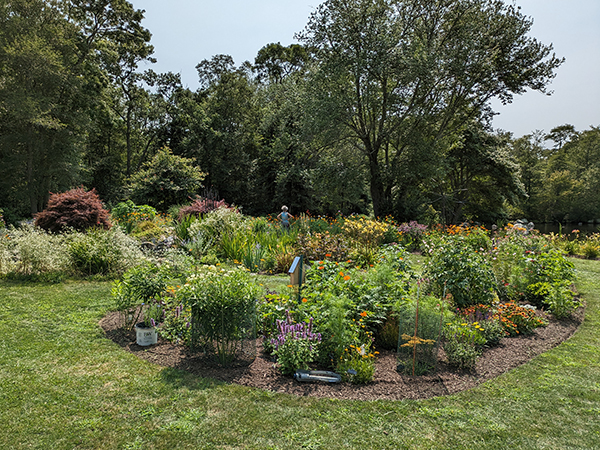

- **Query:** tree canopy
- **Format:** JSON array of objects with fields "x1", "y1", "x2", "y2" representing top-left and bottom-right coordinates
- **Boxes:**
[{"x1": 2, "y1": 0, "x2": 597, "y2": 227}]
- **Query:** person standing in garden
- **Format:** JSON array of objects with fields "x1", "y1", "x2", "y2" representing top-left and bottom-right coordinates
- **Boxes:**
[{"x1": 277, "y1": 205, "x2": 293, "y2": 231}]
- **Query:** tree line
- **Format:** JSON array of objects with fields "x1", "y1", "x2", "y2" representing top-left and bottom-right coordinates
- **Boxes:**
[{"x1": 1, "y1": 0, "x2": 598, "y2": 225}]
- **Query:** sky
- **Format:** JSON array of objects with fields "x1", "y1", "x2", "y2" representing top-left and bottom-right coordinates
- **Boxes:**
[{"x1": 133, "y1": 0, "x2": 599, "y2": 139}]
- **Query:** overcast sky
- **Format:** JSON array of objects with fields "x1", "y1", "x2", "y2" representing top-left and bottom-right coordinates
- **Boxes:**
[{"x1": 133, "y1": 0, "x2": 599, "y2": 139}]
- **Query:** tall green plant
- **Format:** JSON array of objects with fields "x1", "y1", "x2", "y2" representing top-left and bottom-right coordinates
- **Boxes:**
[
  {"x1": 425, "y1": 235, "x2": 497, "y2": 307},
  {"x1": 178, "y1": 266, "x2": 261, "y2": 365}
]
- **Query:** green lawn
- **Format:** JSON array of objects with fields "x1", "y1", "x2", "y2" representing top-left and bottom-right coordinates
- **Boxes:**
[{"x1": 1, "y1": 259, "x2": 599, "y2": 449}]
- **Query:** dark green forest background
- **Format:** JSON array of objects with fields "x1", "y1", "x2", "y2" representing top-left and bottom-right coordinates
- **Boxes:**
[{"x1": 1, "y1": 0, "x2": 599, "y2": 226}]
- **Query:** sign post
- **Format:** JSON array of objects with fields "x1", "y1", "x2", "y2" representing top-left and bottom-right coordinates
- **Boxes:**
[{"x1": 288, "y1": 255, "x2": 305, "y2": 303}]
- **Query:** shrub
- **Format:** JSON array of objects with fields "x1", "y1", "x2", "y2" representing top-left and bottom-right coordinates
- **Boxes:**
[
  {"x1": 128, "y1": 147, "x2": 206, "y2": 212},
  {"x1": 337, "y1": 341, "x2": 377, "y2": 384},
  {"x1": 397, "y1": 221, "x2": 428, "y2": 251},
  {"x1": 496, "y1": 302, "x2": 547, "y2": 336},
  {"x1": 178, "y1": 266, "x2": 261, "y2": 365},
  {"x1": 160, "y1": 299, "x2": 192, "y2": 346},
  {"x1": 111, "y1": 200, "x2": 157, "y2": 234},
  {"x1": 295, "y1": 231, "x2": 350, "y2": 262},
  {"x1": 178, "y1": 196, "x2": 230, "y2": 219},
  {"x1": 68, "y1": 228, "x2": 145, "y2": 277},
  {"x1": 0, "y1": 225, "x2": 69, "y2": 281},
  {"x1": 342, "y1": 216, "x2": 390, "y2": 248},
  {"x1": 544, "y1": 284, "x2": 580, "y2": 319},
  {"x1": 112, "y1": 263, "x2": 170, "y2": 330},
  {"x1": 395, "y1": 291, "x2": 451, "y2": 375},
  {"x1": 425, "y1": 234, "x2": 497, "y2": 308},
  {"x1": 443, "y1": 321, "x2": 486, "y2": 371},
  {"x1": 459, "y1": 304, "x2": 506, "y2": 347},
  {"x1": 35, "y1": 187, "x2": 111, "y2": 233}
]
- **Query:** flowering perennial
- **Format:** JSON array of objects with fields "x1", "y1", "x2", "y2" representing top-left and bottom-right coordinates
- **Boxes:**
[{"x1": 271, "y1": 313, "x2": 322, "y2": 351}]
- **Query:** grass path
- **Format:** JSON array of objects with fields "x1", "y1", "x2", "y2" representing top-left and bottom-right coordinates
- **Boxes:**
[{"x1": 1, "y1": 259, "x2": 599, "y2": 449}]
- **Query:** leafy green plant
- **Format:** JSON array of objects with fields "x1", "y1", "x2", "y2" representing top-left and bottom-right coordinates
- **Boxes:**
[
  {"x1": 295, "y1": 231, "x2": 350, "y2": 262},
  {"x1": 459, "y1": 304, "x2": 507, "y2": 347},
  {"x1": 111, "y1": 263, "x2": 170, "y2": 330},
  {"x1": 425, "y1": 234, "x2": 497, "y2": 307},
  {"x1": 496, "y1": 302, "x2": 548, "y2": 336},
  {"x1": 337, "y1": 341, "x2": 377, "y2": 384},
  {"x1": 443, "y1": 321, "x2": 486, "y2": 371},
  {"x1": 68, "y1": 228, "x2": 145, "y2": 276},
  {"x1": 271, "y1": 312, "x2": 321, "y2": 375},
  {"x1": 178, "y1": 266, "x2": 261, "y2": 365},
  {"x1": 257, "y1": 293, "x2": 297, "y2": 354},
  {"x1": 128, "y1": 147, "x2": 206, "y2": 212},
  {"x1": 111, "y1": 200, "x2": 158, "y2": 234},
  {"x1": 0, "y1": 225, "x2": 69, "y2": 280},
  {"x1": 395, "y1": 289, "x2": 450, "y2": 375},
  {"x1": 544, "y1": 284, "x2": 580, "y2": 319}
]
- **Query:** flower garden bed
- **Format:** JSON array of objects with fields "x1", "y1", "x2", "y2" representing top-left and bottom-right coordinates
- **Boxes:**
[{"x1": 100, "y1": 304, "x2": 583, "y2": 401}]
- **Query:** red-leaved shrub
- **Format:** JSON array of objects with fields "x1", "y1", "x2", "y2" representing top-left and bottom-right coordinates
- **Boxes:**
[
  {"x1": 35, "y1": 187, "x2": 112, "y2": 232},
  {"x1": 178, "y1": 196, "x2": 230, "y2": 219}
]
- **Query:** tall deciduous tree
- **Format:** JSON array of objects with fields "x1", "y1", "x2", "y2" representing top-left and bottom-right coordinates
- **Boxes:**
[
  {"x1": 180, "y1": 55, "x2": 262, "y2": 211},
  {"x1": 298, "y1": 0, "x2": 563, "y2": 217},
  {"x1": 430, "y1": 124, "x2": 524, "y2": 224},
  {"x1": 0, "y1": 0, "x2": 154, "y2": 215}
]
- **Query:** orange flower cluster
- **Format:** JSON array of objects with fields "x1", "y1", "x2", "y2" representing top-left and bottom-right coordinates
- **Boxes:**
[{"x1": 459, "y1": 302, "x2": 547, "y2": 336}]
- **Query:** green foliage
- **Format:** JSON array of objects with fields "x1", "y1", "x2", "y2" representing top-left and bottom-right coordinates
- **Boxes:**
[
  {"x1": 295, "y1": 232, "x2": 350, "y2": 262},
  {"x1": 443, "y1": 321, "x2": 486, "y2": 371},
  {"x1": 425, "y1": 234, "x2": 497, "y2": 308},
  {"x1": 543, "y1": 285, "x2": 580, "y2": 320},
  {"x1": 271, "y1": 313, "x2": 321, "y2": 375},
  {"x1": 257, "y1": 293, "x2": 298, "y2": 353},
  {"x1": 0, "y1": 225, "x2": 69, "y2": 280},
  {"x1": 497, "y1": 302, "x2": 548, "y2": 336},
  {"x1": 128, "y1": 147, "x2": 206, "y2": 212},
  {"x1": 337, "y1": 341, "x2": 377, "y2": 384},
  {"x1": 68, "y1": 228, "x2": 145, "y2": 276},
  {"x1": 111, "y1": 200, "x2": 157, "y2": 234},
  {"x1": 34, "y1": 188, "x2": 111, "y2": 233},
  {"x1": 396, "y1": 290, "x2": 450, "y2": 375},
  {"x1": 1, "y1": 258, "x2": 600, "y2": 448},
  {"x1": 178, "y1": 266, "x2": 261, "y2": 365},
  {"x1": 299, "y1": 0, "x2": 561, "y2": 217},
  {"x1": 159, "y1": 300, "x2": 192, "y2": 346},
  {"x1": 111, "y1": 263, "x2": 170, "y2": 330},
  {"x1": 458, "y1": 304, "x2": 507, "y2": 348}
]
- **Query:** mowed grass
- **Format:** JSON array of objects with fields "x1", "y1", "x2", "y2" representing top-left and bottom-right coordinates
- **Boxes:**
[{"x1": 1, "y1": 259, "x2": 599, "y2": 449}]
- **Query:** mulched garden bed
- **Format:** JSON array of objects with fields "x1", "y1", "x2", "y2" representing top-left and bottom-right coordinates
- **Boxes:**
[{"x1": 100, "y1": 305, "x2": 585, "y2": 401}]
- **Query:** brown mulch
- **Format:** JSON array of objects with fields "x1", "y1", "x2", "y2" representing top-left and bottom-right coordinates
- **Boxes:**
[{"x1": 99, "y1": 305, "x2": 585, "y2": 401}]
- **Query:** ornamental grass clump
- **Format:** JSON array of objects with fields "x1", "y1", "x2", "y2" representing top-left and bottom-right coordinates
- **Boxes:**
[
  {"x1": 68, "y1": 227, "x2": 145, "y2": 276},
  {"x1": 271, "y1": 312, "x2": 321, "y2": 375},
  {"x1": 0, "y1": 225, "x2": 69, "y2": 281}
]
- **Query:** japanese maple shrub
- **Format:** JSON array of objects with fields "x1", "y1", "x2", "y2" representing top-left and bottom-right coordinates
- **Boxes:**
[{"x1": 35, "y1": 187, "x2": 111, "y2": 233}]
